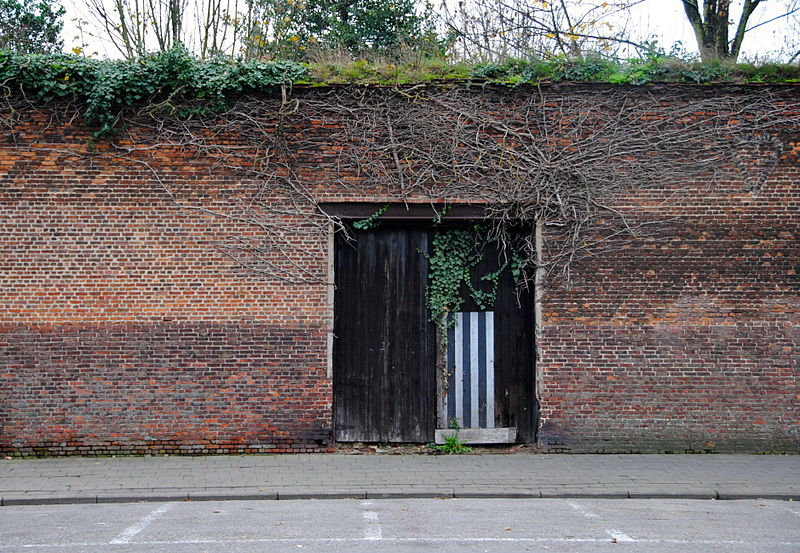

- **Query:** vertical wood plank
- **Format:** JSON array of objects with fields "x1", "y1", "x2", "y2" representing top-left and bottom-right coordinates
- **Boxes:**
[
  {"x1": 446, "y1": 323, "x2": 456, "y2": 425},
  {"x1": 486, "y1": 311, "x2": 495, "y2": 429},
  {"x1": 445, "y1": 310, "x2": 496, "y2": 430},
  {"x1": 469, "y1": 311, "x2": 479, "y2": 428},
  {"x1": 493, "y1": 246, "x2": 535, "y2": 442},
  {"x1": 478, "y1": 312, "x2": 487, "y2": 428},
  {"x1": 454, "y1": 312, "x2": 463, "y2": 427}
]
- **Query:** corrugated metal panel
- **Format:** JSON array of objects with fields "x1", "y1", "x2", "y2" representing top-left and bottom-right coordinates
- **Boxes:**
[{"x1": 445, "y1": 312, "x2": 494, "y2": 429}]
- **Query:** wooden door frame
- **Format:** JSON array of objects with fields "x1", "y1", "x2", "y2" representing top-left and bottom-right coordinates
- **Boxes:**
[{"x1": 321, "y1": 202, "x2": 539, "y2": 444}]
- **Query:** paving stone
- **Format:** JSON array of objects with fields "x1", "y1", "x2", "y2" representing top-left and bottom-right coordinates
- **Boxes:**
[{"x1": 1, "y1": 454, "x2": 797, "y2": 505}]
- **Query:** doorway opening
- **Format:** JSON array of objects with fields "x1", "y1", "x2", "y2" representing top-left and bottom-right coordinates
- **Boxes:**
[{"x1": 325, "y1": 203, "x2": 536, "y2": 444}]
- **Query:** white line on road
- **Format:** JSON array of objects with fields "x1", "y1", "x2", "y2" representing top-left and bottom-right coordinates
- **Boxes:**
[
  {"x1": 361, "y1": 505, "x2": 382, "y2": 540},
  {"x1": 567, "y1": 500, "x2": 635, "y2": 542},
  {"x1": 109, "y1": 503, "x2": 175, "y2": 544},
  {"x1": 9, "y1": 537, "x2": 800, "y2": 548},
  {"x1": 606, "y1": 529, "x2": 636, "y2": 543}
]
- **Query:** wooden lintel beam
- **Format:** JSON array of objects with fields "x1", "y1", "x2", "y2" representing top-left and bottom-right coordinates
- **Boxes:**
[{"x1": 319, "y1": 202, "x2": 487, "y2": 220}]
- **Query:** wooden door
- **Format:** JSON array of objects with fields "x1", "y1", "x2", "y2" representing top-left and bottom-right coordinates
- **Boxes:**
[{"x1": 333, "y1": 227, "x2": 437, "y2": 442}]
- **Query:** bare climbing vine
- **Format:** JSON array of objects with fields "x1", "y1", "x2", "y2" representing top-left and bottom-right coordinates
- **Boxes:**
[{"x1": 2, "y1": 83, "x2": 798, "y2": 286}]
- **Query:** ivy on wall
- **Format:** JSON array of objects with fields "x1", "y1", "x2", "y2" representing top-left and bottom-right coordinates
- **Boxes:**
[
  {"x1": 425, "y1": 227, "x2": 509, "y2": 334},
  {"x1": 424, "y1": 226, "x2": 522, "y2": 402},
  {"x1": 3, "y1": 44, "x2": 799, "y2": 139},
  {"x1": 352, "y1": 205, "x2": 388, "y2": 229},
  {"x1": 0, "y1": 45, "x2": 306, "y2": 135},
  {"x1": 426, "y1": 229, "x2": 476, "y2": 332}
]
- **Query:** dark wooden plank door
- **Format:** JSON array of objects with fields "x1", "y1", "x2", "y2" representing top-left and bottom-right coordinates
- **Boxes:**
[
  {"x1": 333, "y1": 227, "x2": 436, "y2": 442},
  {"x1": 493, "y1": 261, "x2": 536, "y2": 442}
]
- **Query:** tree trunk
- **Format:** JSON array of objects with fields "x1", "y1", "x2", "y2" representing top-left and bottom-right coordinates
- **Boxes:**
[{"x1": 681, "y1": 0, "x2": 763, "y2": 63}]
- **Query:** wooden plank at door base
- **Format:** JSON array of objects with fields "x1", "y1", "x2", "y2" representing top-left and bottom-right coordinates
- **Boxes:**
[{"x1": 435, "y1": 427, "x2": 517, "y2": 445}]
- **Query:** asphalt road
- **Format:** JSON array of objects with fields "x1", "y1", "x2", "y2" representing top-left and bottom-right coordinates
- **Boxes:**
[{"x1": 2, "y1": 498, "x2": 799, "y2": 553}]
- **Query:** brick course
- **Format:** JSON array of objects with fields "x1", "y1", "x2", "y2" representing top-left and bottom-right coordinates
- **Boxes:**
[{"x1": 1, "y1": 84, "x2": 797, "y2": 454}]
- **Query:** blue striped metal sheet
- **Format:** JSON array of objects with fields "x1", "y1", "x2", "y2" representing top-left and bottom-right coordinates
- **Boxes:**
[{"x1": 445, "y1": 312, "x2": 494, "y2": 429}]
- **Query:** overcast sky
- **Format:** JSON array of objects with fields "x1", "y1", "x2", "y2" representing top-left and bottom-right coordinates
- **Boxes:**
[
  {"x1": 59, "y1": 0, "x2": 797, "y2": 60},
  {"x1": 626, "y1": 1, "x2": 795, "y2": 60}
]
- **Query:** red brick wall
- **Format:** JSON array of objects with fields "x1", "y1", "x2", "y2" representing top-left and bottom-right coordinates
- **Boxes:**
[
  {"x1": 0, "y1": 112, "x2": 332, "y2": 455},
  {"x1": 538, "y1": 179, "x2": 799, "y2": 452},
  {"x1": 1, "y1": 85, "x2": 797, "y2": 454}
]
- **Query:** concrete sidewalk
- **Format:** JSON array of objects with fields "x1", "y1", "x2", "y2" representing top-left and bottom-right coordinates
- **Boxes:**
[{"x1": 1, "y1": 453, "x2": 798, "y2": 505}]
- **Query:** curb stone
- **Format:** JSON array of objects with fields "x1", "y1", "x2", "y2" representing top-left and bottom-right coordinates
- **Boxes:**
[{"x1": 3, "y1": 490, "x2": 798, "y2": 506}]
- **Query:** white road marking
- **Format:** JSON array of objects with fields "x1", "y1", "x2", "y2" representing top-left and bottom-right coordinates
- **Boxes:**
[
  {"x1": 567, "y1": 500, "x2": 635, "y2": 542},
  {"x1": 8, "y1": 537, "x2": 800, "y2": 548},
  {"x1": 108, "y1": 503, "x2": 175, "y2": 544},
  {"x1": 607, "y1": 530, "x2": 636, "y2": 543},
  {"x1": 362, "y1": 509, "x2": 382, "y2": 540}
]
